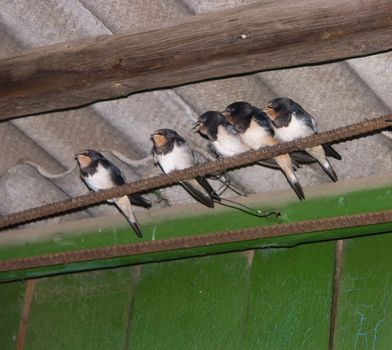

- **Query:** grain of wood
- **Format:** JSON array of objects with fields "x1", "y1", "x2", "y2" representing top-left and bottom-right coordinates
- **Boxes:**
[{"x1": 0, "y1": 0, "x2": 391, "y2": 120}]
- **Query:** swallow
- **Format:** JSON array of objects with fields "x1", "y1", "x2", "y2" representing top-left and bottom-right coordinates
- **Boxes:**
[
  {"x1": 223, "y1": 101, "x2": 305, "y2": 200},
  {"x1": 75, "y1": 150, "x2": 150, "y2": 237},
  {"x1": 151, "y1": 128, "x2": 217, "y2": 208},
  {"x1": 263, "y1": 97, "x2": 342, "y2": 182},
  {"x1": 193, "y1": 111, "x2": 250, "y2": 158}
]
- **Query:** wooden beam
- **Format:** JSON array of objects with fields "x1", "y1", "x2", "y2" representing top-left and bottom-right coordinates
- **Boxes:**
[{"x1": 0, "y1": 0, "x2": 391, "y2": 120}]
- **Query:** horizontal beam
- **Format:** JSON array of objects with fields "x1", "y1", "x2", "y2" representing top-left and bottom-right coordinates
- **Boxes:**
[
  {"x1": 2, "y1": 209, "x2": 392, "y2": 273},
  {"x1": 0, "y1": 0, "x2": 391, "y2": 120}
]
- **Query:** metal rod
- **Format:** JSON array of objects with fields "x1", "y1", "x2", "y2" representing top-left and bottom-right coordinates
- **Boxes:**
[{"x1": 1, "y1": 209, "x2": 391, "y2": 272}]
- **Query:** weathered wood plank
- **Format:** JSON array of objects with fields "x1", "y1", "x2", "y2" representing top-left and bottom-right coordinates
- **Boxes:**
[
  {"x1": 334, "y1": 234, "x2": 392, "y2": 349},
  {"x1": 23, "y1": 267, "x2": 137, "y2": 350},
  {"x1": 244, "y1": 242, "x2": 335, "y2": 349},
  {"x1": 0, "y1": 281, "x2": 25, "y2": 350},
  {"x1": 0, "y1": 0, "x2": 391, "y2": 120}
]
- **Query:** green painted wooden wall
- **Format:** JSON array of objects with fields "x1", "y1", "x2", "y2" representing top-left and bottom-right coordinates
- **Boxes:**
[
  {"x1": 1, "y1": 181, "x2": 391, "y2": 349},
  {"x1": 2, "y1": 233, "x2": 392, "y2": 349}
]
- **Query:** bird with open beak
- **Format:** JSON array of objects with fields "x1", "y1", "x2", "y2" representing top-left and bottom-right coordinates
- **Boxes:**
[
  {"x1": 75, "y1": 150, "x2": 150, "y2": 237},
  {"x1": 222, "y1": 101, "x2": 305, "y2": 200},
  {"x1": 193, "y1": 111, "x2": 250, "y2": 158},
  {"x1": 151, "y1": 128, "x2": 217, "y2": 208},
  {"x1": 263, "y1": 97, "x2": 342, "y2": 182}
]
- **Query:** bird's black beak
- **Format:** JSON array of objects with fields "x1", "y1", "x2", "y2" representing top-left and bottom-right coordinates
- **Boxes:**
[
  {"x1": 192, "y1": 122, "x2": 202, "y2": 132},
  {"x1": 221, "y1": 110, "x2": 230, "y2": 117},
  {"x1": 150, "y1": 131, "x2": 160, "y2": 140},
  {"x1": 75, "y1": 150, "x2": 89, "y2": 161},
  {"x1": 263, "y1": 105, "x2": 276, "y2": 119}
]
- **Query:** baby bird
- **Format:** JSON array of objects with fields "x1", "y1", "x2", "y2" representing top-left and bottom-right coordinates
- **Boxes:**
[
  {"x1": 263, "y1": 97, "x2": 342, "y2": 181},
  {"x1": 222, "y1": 101, "x2": 305, "y2": 200},
  {"x1": 151, "y1": 128, "x2": 217, "y2": 208},
  {"x1": 75, "y1": 150, "x2": 150, "y2": 237},
  {"x1": 193, "y1": 111, "x2": 250, "y2": 158}
]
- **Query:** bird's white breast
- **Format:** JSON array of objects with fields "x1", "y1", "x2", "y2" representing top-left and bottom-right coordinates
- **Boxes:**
[
  {"x1": 157, "y1": 143, "x2": 194, "y2": 174},
  {"x1": 273, "y1": 114, "x2": 314, "y2": 142},
  {"x1": 213, "y1": 125, "x2": 250, "y2": 157},
  {"x1": 84, "y1": 163, "x2": 114, "y2": 192},
  {"x1": 241, "y1": 120, "x2": 273, "y2": 150}
]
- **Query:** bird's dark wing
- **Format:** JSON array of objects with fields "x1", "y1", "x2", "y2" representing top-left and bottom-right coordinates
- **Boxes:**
[
  {"x1": 196, "y1": 176, "x2": 218, "y2": 200},
  {"x1": 100, "y1": 159, "x2": 126, "y2": 186},
  {"x1": 206, "y1": 143, "x2": 221, "y2": 159},
  {"x1": 253, "y1": 112, "x2": 274, "y2": 134},
  {"x1": 295, "y1": 109, "x2": 316, "y2": 131},
  {"x1": 322, "y1": 144, "x2": 342, "y2": 160},
  {"x1": 256, "y1": 158, "x2": 281, "y2": 169},
  {"x1": 181, "y1": 178, "x2": 215, "y2": 208},
  {"x1": 127, "y1": 217, "x2": 143, "y2": 238},
  {"x1": 129, "y1": 193, "x2": 152, "y2": 209},
  {"x1": 290, "y1": 151, "x2": 318, "y2": 164},
  {"x1": 294, "y1": 107, "x2": 341, "y2": 160},
  {"x1": 100, "y1": 159, "x2": 151, "y2": 208},
  {"x1": 114, "y1": 196, "x2": 143, "y2": 238}
]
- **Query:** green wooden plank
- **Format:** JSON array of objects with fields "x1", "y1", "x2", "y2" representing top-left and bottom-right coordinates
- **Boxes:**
[
  {"x1": 24, "y1": 267, "x2": 137, "y2": 350},
  {"x1": 245, "y1": 241, "x2": 335, "y2": 349},
  {"x1": 334, "y1": 233, "x2": 392, "y2": 349},
  {"x1": 128, "y1": 252, "x2": 250, "y2": 350},
  {"x1": 0, "y1": 185, "x2": 391, "y2": 282},
  {"x1": 1, "y1": 222, "x2": 391, "y2": 284},
  {"x1": 0, "y1": 281, "x2": 25, "y2": 350}
]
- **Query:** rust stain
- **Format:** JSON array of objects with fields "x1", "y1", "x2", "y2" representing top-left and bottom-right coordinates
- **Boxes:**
[
  {"x1": 16, "y1": 279, "x2": 38, "y2": 350},
  {"x1": 328, "y1": 239, "x2": 345, "y2": 350},
  {"x1": 245, "y1": 250, "x2": 255, "y2": 269}
]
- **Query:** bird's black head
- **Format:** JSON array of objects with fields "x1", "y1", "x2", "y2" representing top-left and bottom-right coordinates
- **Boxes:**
[
  {"x1": 151, "y1": 128, "x2": 186, "y2": 150},
  {"x1": 223, "y1": 101, "x2": 264, "y2": 133},
  {"x1": 75, "y1": 149, "x2": 105, "y2": 169},
  {"x1": 263, "y1": 97, "x2": 296, "y2": 127},
  {"x1": 223, "y1": 101, "x2": 255, "y2": 122},
  {"x1": 193, "y1": 111, "x2": 229, "y2": 141}
]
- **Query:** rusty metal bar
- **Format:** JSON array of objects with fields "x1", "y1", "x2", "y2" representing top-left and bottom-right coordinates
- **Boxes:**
[
  {"x1": 1, "y1": 209, "x2": 391, "y2": 272},
  {"x1": 0, "y1": 115, "x2": 390, "y2": 230}
]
